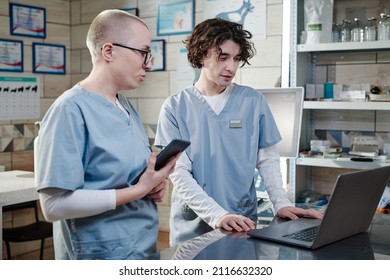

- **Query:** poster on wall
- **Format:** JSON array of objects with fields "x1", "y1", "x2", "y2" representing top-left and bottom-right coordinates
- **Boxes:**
[
  {"x1": 203, "y1": 0, "x2": 266, "y2": 39},
  {"x1": 0, "y1": 76, "x2": 40, "y2": 120},
  {"x1": 157, "y1": 0, "x2": 194, "y2": 36},
  {"x1": 176, "y1": 48, "x2": 199, "y2": 91},
  {"x1": 149, "y1": 39, "x2": 165, "y2": 71},
  {"x1": 10, "y1": 3, "x2": 46, "y2": 38},
  {"x1": 0, "y1": 39, "x2": 23, "y2": 72},
  {"x1": 33, "y1": 43, "x2": 66, "y2": 75}
]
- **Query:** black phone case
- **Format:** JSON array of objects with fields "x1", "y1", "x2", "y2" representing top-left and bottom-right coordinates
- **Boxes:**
[{"x1": 130, "y1": 139, "x2": 190, "y2": 185}]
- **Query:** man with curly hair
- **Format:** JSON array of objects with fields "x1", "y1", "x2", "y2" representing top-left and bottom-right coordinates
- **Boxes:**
[{"x1": 155, "y1": 18, "x2": 322, "y2": 245}]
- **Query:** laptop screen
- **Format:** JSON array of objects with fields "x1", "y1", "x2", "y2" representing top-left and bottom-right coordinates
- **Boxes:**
[{"x1": 257, "y1": 87, "x2": 304, "y2": 158}]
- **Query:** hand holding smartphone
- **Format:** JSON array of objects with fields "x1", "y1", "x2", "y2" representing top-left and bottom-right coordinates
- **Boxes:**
[{"x1": 130, "y1": 139, "x2": 191, "y2": 185}]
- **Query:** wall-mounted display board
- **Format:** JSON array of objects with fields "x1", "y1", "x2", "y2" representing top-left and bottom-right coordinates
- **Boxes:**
[
  {"x1": 0, "y1": 39, "x2": 23, "y2": 72},
  {"x1": 149, "y1": 39, "x2": 165, "y2": 71},
  {"x1": 32, "y1": 43, "x2": 65, "y2": 75},
  {"x1": 10, "y1": 3, "x2": 46, "y2": 38},
  {"x1": 157, "y1": 0, "x2": 194, "y2": 36},
  {"x1": 0, "y1": 76, "x2": 40, "y2": 120},
  {"x1": 203, "y1": 0, "x2": 266, "y2": 39}
]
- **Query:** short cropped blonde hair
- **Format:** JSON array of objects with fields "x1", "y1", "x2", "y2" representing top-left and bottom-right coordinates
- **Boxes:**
[{"x1": 86, "y1": 9, "x2": 148, "y2": 63}]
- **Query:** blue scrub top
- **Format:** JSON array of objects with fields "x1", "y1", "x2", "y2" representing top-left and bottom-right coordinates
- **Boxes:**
[
  {"x1": 35, "y1": 84, "x2": 159, "y2": 259},
  {"x1": 155, "y1": 83, "x2": 282, "y2": 244}
]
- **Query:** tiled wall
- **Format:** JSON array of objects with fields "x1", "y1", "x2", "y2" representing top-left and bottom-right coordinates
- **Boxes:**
[
  {"x1": 315, "y1": 51, "x2": 390, "y2": 88},
  {"x1": 0, "y1": 124, "x2": 37, "y2": 152}
]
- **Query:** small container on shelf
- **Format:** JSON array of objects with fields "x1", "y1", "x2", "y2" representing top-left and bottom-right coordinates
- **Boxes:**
[
  {"x1": 332, "y1": 22, "x2": 341, "y2": 42},
  {"x1": 341, "y1": 19, "x2": 351, "y2": 42},
  {"x1": 364, "y1": 17, "x2": 378, "y2": 41},
  {"x1": 378, "y1": 13, "x2": 390, "y2": 41},
  {"x1": 351, "y1": 18, "x2": 364, "y2": 42}
]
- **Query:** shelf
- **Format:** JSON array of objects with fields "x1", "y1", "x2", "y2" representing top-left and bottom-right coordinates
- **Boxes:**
[
  {"x1": 296, "y1": 157, "x2": 390, "y2": 169},
  {"x1": 289, "y1": 1, "x2": 390, "y2": 201},
  {"x1": 303, "y1": 101, "x2": 390, "y2": 110},
  {"x1": 297, "y1": 41, "x2": 390, "y2": 53}
]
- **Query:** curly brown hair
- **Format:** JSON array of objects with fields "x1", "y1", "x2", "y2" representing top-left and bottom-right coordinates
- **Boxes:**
[{"x1": 184, "y1": 18, "x2": 256, "y2": 69}]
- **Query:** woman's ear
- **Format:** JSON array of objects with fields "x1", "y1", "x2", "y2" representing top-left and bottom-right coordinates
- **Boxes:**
[{"x1": 101, "y1": 43, "x2": 114, "y2": 62}]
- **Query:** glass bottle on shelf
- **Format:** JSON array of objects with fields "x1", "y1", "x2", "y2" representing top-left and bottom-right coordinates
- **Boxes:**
[
  {"x1": 378, "y1": 13, "x2": 390, "y2": 40},
  {"x1": 351, "y1": 18, "x2": 364, "y2": 42},
  {"x1": 388, "y1": 14, "x2": 390, "y2": 39},
  {"x1": 340, "y1": 19, "x2": 351, "y2": 42},
  {"x1": 332, "y1": 22, "x2": 341, "y2": 42},
  {"x1": 364, "y1": 17, "x2": 377, "y2": 41}
]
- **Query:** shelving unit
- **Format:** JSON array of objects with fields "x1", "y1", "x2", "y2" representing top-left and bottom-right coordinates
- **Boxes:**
[
  {"x1": 297, "y1": 41, "x2": 390, "y2": 52},
  {"x1": 296, "y1": 157, "x2": 390, "y2": 169},
  {"x1": 286, "y1": 0, "x2": 390, "y2": 202},
  {"x1": 303, "y1": 101, "x2": 390, "y2": 110}
]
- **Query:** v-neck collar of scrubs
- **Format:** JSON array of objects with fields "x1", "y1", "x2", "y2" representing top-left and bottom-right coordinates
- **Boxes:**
[
  {"x1": 75, "y1": 84, "x2": 131, "y2": 125},
  {"x1": 202, "y1": 87, "x2": 231, "y2": 115},
  {"x1": 191, "y1": 83, "x2": 235, "y2": 116}
]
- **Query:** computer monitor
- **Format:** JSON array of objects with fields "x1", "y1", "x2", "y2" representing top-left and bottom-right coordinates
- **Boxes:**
[{"x1": 257, "y1": 87, "x2": 304, "y2": 158}]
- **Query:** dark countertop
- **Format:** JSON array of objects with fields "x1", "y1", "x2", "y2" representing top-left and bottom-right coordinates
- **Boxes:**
[{"x1": 160, "y1": 214, "x2": 390, "y2": 260}]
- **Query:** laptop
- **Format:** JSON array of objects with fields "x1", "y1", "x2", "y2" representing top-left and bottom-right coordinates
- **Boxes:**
[{"x1": 248, "y1": 166, "x2": 390, "y2": 249}]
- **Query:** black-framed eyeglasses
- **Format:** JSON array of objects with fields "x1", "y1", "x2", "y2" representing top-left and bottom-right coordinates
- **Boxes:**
[{"x1": 112, "y1": 43, "x2": 152, "y2": 66}]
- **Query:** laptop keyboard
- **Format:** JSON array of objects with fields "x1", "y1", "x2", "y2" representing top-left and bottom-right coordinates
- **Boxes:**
[{"x1": 283, "y1": 226, "x2": 319, "y2": 242}]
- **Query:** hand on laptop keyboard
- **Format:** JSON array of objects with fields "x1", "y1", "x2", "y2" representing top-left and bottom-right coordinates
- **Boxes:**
[{"x1": 277, "y1": 206, "x2": 323, "y2": 220}]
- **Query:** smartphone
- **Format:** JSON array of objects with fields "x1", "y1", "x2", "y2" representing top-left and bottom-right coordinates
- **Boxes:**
[{"x1": 130, "y1": 139, "x2": 191, "y2": 185}]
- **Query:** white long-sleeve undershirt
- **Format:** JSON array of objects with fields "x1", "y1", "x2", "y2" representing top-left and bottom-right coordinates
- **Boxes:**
[
  {"x1": 169, "y1": 145, "x2": 294, "y2": 229},
  {"x1": 38, "y1": 188, "x2": 116, "y2": 222}
]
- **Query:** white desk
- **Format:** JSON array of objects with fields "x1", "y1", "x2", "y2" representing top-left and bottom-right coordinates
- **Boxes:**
[{"x1": 0, "y1": 170, "x2": 37, "y2": 259}]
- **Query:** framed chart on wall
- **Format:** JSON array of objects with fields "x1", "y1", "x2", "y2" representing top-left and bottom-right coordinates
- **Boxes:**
[
  {"x1": 0, "y1": 39, "x2": 23, "y2": 72},
  {"x1": 0, "y1": 76, "x2": 40, "y2": 120},
  {"x1": 32, "y1": 43, "x2": 66, "y2": 75},
  {"x1": 149, "y1": 39, "x2": 165, "y2": 71},
  {"x1": 157, "y1": 0, "x2": 194, "y2": 36},
  {"x1": 9, "y1": 3, "x2": 46, "y2": 38}
]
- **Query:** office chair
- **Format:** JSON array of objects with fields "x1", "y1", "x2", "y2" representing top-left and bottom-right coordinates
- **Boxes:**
[{"x1": 2, "y1": 200, "x2": 53, "y2": 260}]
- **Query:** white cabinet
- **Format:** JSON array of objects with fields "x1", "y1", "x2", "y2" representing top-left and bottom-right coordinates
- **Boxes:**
[{"x1": 286, "y1": 0, "x2": 390, "y2": 202}]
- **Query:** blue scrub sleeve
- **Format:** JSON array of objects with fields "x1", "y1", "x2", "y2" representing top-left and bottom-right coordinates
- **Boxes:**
[
  {"x1": 155, "y1": 98, "x2": 182, "y2": 146},
  {"x1": 36, "y1": 101, "x2": 86, "y2": 191}
]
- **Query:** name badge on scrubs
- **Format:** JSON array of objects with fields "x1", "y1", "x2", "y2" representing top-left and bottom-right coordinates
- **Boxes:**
[{"x1": 229, "y1": 119, "x2": 242, "y2": 128}]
